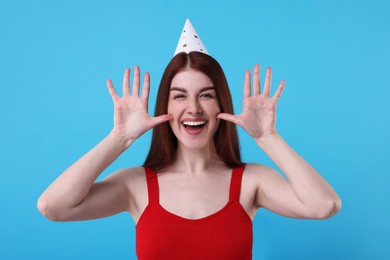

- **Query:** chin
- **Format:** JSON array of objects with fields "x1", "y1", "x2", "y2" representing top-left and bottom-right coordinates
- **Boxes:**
[{"x1": 179, "y1": 139, "x2": 214, "y2": 151}]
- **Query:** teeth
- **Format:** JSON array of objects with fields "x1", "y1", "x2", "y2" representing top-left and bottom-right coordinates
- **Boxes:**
[{"x1": 182, "y1": 121, "x2": 206, "y2": 126}]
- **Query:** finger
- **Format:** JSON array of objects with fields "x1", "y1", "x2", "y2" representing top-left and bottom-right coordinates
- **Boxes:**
[
  {"x1": 149, "y1": 114, "x2": 173, "y2": 128},
  {"x1": 216, "y1": 113, "x2": 243, "y2": 127},
  {"x1": 122, "y1": 68, "x2": 130, "y2": 97},
  {"x1": 253, "y1": 64, "x2": 260, "y2": 95},
  {"x1": 272, "y1": 80, "x2": 285, "y2": 104},
  {"x1": 106, "y1": 79, "x2": 119, "y2": 101},
  {"x1": 263, "y1": 67, "x2": 272, "y2": 97},
  {"x1": 244, "y1": 69, "x2": 251, "y2": 98},
  {"x1": 141, "y1": 72, "x2": 150, "y2": 100},
  {"x1": 132, "y1": 66, "x2": 141, "y2": 96}
]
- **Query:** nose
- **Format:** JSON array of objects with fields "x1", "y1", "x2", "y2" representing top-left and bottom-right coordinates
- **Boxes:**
[{"x1": 187, "y1": 98, "x2": 202, "y2": 115}]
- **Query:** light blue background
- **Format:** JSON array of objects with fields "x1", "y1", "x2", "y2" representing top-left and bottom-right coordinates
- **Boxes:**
[{"x1": 1, "y1": 0, "x2": 389, "y2": 259}]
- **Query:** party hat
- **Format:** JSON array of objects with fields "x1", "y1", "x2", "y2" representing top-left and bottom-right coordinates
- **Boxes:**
[{"x1": 173, "y1": 19, "x2": 209, "y2": 56}]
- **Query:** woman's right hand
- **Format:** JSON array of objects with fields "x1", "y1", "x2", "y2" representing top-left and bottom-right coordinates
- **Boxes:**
[{"x1": 106, "y1": 66, "x2": 172, "y2": 143}]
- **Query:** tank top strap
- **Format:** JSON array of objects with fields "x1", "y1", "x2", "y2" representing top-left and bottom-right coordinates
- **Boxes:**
[
  {"x1": 229, "y1": 164, "x2": 246, "y2": 202},
  {"x1": 144, "y1": 167, "x2": 159, "y2": 204}
]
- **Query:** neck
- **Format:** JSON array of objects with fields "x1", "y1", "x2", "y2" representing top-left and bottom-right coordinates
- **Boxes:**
[{"x1": 171, "y1": 143, "x2": 220, "y2": 176}]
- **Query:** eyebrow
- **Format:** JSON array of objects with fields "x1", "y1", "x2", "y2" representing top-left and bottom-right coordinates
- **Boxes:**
[{"x1": 170, "y1": 86, "x2": 215, "y2": 93}]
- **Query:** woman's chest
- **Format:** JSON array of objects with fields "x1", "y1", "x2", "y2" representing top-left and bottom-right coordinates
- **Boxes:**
[
  {"x1": 159, "y1": 177, "x2": 231, "y2": 219},
  {"x1": 131, "y1": 170, "x2": 259, "y2": 223}
]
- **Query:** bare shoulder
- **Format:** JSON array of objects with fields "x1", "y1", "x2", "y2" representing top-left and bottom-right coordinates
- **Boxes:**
[
  {"x1": 241, "y1": 163, "x2": 276, "y2": 192},
  {"x1": 109, "y1": 166, "x2": 147, "y2": 198},
  {"x1": 243, "y1": 163, "x2": 284, "y2": 192},
  {"x1": 238, "y1": 163, "x2": 273, "y2": 218},
  {"x1": 111, "y1": 166, "x2": 146, "y2": 183},
  {"x1": 243, "y1": 163, "x2": 278, "y2": 182},
  {"x1": 103, "y1": 166, "x2": 146, "y2": 190},
  {"x1": 240, "y1": 163, "x2": 281, "y2": 212},
  {"x1": 244, "y1": 163, "x2": 273, "y2": 172},
  {"x1": 107, "y1": 166, "x2": 148, "y2": 222}
]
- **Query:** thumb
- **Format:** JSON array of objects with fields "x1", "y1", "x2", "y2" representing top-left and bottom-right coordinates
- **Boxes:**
[
  {"x1": 217, "y1": 113, "x2": 241, "y2": 126},
  {"x1": 149, "y1": 114, "x2": 173, "y2": 128}
]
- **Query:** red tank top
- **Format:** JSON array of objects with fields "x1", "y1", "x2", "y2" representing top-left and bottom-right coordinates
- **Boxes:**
[{"x1": 136, "y1": 165, "x2": 253, "y2": 259}]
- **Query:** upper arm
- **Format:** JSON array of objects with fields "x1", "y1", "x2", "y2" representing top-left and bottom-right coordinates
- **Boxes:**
[
  {"x1": 249, "y1": 164, "x2": 315, "y2": 219},
  {"x1": 52, "y1": 169, "x2": 133, "y2": 222}
]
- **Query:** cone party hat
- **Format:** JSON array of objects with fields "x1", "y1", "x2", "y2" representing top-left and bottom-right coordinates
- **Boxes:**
[{"x1": 174, "y1": 19, "x2": 209, "y2": 56}]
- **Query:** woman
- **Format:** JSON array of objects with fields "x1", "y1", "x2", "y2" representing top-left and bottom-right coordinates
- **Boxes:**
[{"x1": 38, "y1": 24, "x2": 341, "y2": 259}]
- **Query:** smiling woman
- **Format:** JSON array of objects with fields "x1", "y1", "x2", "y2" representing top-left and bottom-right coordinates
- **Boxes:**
[
  {"x1": 144, "y1": 52, "x2": 241, "y2": 170},
  {"x1": 37, "y1": 19, "x2": 341, "y2": 260}
]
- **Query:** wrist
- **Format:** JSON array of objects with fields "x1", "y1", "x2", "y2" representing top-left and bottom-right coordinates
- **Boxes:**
[
  {"x1": 255, "y1": 131, "x2": 281, "y2": 148},
  {"x1": 108, "y1": 130, "x2": 134, "y2": 149}
]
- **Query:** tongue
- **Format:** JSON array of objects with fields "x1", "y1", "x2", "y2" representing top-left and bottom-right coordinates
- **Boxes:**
[{"x1": 186, "y1": 124, "x2": 204, "y2": 129}]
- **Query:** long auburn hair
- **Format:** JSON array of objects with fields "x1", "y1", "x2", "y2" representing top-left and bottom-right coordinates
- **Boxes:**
[{"x1": 143, "y1": 52, "x2": 242, "y2": 171}]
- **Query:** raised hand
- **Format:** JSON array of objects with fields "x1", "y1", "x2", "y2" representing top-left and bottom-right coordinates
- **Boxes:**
[
  {"x1": 107, "y1": 66, "x2": 172, "y2": 142},
  {"x1": 217, "y1": 64, "x2": 285, "y2": 141}
]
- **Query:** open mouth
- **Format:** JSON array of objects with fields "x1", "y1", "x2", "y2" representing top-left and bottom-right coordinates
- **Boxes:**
[{"x1": 181, "y1": 120, "x2": 207, "y2": 130}]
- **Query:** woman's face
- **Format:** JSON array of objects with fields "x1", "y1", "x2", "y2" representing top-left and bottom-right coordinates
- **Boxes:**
[{"x1": 168, "y1": 68, "x2": 221, "y2": 150}]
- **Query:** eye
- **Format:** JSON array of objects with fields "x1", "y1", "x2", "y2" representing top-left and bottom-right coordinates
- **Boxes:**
[
  {"x1": 200, "y1": 92, "x2": 215, "y2": 98},
  {"x1": 173, "y1": 94, "x2": 186, "y2": 99}
]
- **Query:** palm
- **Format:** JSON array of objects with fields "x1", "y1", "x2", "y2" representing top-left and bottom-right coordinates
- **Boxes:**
[
  {"x1": 240, "y1": 94, "x2": 277, "y2": 138},
  {"x1": 107, "y1": 67, "x2": 172, "y2": 141},
  {"x1": 218, "y1": 65, "x2": 285, "y2": 140},
  {"x1": 112, "y1": 94, "x2": 150, "y2": 139}
]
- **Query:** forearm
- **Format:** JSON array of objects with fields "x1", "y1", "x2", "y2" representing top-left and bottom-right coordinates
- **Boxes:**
[
  {"x1": 256, "y1": 133, "x2": 341, "y2": 214},
  {"x1": 38, "y1": 132, "x2": 133, "y2": 210}
]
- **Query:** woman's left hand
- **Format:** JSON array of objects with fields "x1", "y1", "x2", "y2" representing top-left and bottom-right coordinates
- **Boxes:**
[{"x1": 217, "y1": 64, "x2": 285, "y2": 141}]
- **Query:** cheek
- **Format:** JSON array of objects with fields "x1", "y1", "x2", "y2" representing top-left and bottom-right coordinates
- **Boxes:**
[
  {"x1": 167, "y1": 101, "x2": 172, "y2": 114},
  {"x1": 167, "y1": 102, "x2": 177, "y2": 117},
  {"x1": 208, "y1": 102, "x2": 221, "y2": 115},
  {"x1": 210, "y1": 118, "x2": 221, "y2": 136},
  {"x1": 167, "y1": 103, "x2": 182, "y2": 130}
]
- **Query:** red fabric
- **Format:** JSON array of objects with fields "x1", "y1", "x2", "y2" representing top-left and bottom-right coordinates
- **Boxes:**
[{"x1": 136, "y1": 165, "x2": 253, "y2": 260}]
